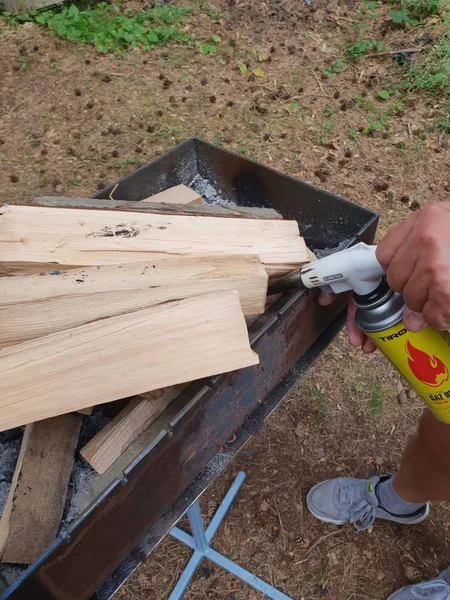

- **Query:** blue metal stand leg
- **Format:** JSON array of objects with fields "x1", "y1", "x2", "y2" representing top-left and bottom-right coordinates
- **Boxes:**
[
  {"x1": 187, "y1": 502, "x2": 208, "y2": 552},
  {"x1": 167, "y1": 549, "x2": 203, "y2": 600},
  {"x1": 167, "y1": 471, "x2": 293, "y2": 600}
]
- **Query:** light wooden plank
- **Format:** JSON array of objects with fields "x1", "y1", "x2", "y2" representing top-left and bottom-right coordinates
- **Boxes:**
[
  {"x1": 72, "y1": 401, "x2": 180, "y2": 515},
  {"x1": 141, "y1": 185, "x2": 202, "y2": 205},
  {"x1": 33, "y1": 196, "x2": 283, "y2": 219},
  {"x1": 0, "y1": 256, "x2": 267, "y2": 349},
  {"x1": 0, "y1": 414, "x2": 81, "y2": 564},
  {"x1": 0, "y1": 291, "x2": 258, "y2": 431},
  {"x1": 0, "y1": 205, "x2": 306, "y2": 276},
  {"x1": 0, "y1": 426, "x2": 32, "y2": 558},
  {"x1": 81, "y1": 384, "x2": 188, "y2": 474}
]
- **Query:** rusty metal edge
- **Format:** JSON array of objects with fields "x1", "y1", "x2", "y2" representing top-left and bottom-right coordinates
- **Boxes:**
[{"x1": 91, "y1": 304, "x2": 348, "y2": 600}]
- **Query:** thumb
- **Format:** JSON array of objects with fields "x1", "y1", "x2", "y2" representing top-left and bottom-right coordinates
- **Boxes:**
[{"x1": 403, "y1": 307, "x2": 426, "y2": 332}]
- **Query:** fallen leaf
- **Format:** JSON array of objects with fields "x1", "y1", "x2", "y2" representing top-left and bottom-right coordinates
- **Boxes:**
[{"x1": 252, "y1": 68, "x2": 265, "y2": 78}]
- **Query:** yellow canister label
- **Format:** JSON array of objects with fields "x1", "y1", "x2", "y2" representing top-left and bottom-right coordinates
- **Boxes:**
[{"x1": 367, "y1": 323, "x2": 450, "y2": 423}]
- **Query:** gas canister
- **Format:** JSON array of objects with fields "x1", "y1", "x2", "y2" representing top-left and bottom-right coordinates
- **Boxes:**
[{"x1": 354, "y1": 280, "x2": 450, "y2": 423}]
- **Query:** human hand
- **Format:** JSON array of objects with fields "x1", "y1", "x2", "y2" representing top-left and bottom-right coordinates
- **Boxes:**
[
  {"x1": 318, "y1": 292, "x2": 377, "y2": 353},
  {"x1": 376, "y1": 202, "x2": 450, "y2": 332},
  {"x1": 318, "y1": 202, "x2": 450, "y2": 351}
]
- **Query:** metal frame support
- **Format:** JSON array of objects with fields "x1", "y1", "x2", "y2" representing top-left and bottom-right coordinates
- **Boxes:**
[{"x1": 168, "y1": 472, "x2": 292, "y2": 600}]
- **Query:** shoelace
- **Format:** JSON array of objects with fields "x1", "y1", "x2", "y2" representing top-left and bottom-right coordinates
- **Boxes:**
[
  {"x1": 412, "y1": 580, "x2": 450, "y2": 599},
  {"x1": 338, "y1": 484, "x2": 376, "y2": 532}
]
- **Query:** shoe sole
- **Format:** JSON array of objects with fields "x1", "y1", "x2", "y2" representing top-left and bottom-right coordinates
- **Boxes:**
[{"x1": 306, "y1": 481, "x2": 431, "y2": 526}]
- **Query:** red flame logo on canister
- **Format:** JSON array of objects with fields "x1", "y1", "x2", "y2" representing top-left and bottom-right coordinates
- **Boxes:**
[{"x1": 405, "y1": 340, "x2": 449, "y2": 387}]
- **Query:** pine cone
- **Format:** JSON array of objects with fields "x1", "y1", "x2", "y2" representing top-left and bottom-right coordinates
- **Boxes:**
[
  {"x1": 206, "y1": 500, "x2": 218, "y2": 519},
  {"x1": 403, "y1": 564, "x2": 422, "y2": 582},
  {"x1": 294, "y1": 534, "x2": 310, "y2": 551}
]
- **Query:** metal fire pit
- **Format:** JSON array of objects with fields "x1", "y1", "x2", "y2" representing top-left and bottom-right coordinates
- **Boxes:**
[{"x1": 0, "y1": 139, "x2": 378, "y2": 600}]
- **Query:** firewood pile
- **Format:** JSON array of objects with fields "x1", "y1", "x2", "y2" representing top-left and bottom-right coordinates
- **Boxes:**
[{"x1": 0, "y1": 184, "x2": 311, "y2": 565}]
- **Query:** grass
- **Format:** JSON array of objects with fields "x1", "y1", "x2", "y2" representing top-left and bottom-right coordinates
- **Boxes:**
[
  {"x1": 406, "y1": 33, "x2": 450, "y2": 96},
  {"x1": 1, "y1": 2, "x2": 192, "y2": 54},
  {"x1": 388, "y1": 0, "x2": 446, "y2": 26},
  {"x1": 370, "y1": 384, "x2": 385, "y2": 416},
  {"x1": 339, "y1": 0, "x2": 449, "y2": 131},
  {"x1": 389, "y1": 0, "x2": 446, "y2": 18},
  {"x1": 339, "y1": 0, "x2": 449, "y2": 133},
  {"x1": 434, "y1": 105, "x2": 450, "y2": 133},
  {"x1": 313, "y1": 388, "x2": 326, "y2": 424}
]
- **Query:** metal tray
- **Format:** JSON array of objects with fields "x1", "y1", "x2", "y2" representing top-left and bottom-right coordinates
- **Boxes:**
[{"x1": 1, "y1": 139, "x2": 378, "y2": 600}]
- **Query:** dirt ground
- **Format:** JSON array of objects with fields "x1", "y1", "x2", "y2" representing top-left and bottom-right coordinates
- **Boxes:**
[{"x1": 1, "y1": 0, "x2": 449, "y2": 598}]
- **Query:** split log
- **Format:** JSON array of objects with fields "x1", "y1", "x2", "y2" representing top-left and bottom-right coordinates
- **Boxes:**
[
  {"x1": 0, "y1": 291, "x2": 258, "y2": 431},
  {"x1": 80, "y1": 385, "x2": 188, "y2": 474},
  {"x1": 0, "y1": 256, "x2": 268, "y2": 349},
  {"x1": 32, "y1": 196, "x2": 283, "y2": 219},
  {"x1": 0, "y1": 414, "x2": 82, "y2": 564},
  {"x1": 140, "y1": 184, "x2": 202, "y2": 205},
  {"x1": 0, "y1": 205, "x2": 306, "y2": 276}
]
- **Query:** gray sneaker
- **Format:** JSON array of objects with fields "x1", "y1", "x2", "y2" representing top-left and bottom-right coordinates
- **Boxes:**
[
  {"x1": 387, "y1": 567, "x2": 450, "y2": 599},
  {"x1": 307, "y1": 474, "x2": 429, "y2": 531}
]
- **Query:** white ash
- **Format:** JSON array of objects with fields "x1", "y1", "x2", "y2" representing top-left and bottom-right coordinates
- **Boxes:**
[
  {"x1": 0, "y1": 565, "x2": 24, "y2": 593},
  {"x1": 189, "y1": 174, "x2": 237, "y2": 207},
  {"x1": 0, "y1": 432, "x2": 24, "y2": 517},
  {"x1": 60, "y1": 460, "x2": 97, "y2": 529},
  {"x1": 60, "y1": 408, "x2": 111, "y2": 528},
  {"x1": 314, "y1": 238, "x2": 352, "y2": 258}
]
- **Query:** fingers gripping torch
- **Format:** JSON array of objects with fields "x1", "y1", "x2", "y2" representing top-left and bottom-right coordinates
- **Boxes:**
[{"x1": 270, "y1": 242, "x2": 450, "y2": 423}]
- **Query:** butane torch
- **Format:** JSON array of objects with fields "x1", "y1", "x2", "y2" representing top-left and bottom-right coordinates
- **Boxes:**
[{"x1": 270, "y1": 242, "x2": 450, "y2": 423}]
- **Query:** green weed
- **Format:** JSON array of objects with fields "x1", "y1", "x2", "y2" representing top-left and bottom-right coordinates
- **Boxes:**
[
  {"x1": 323, "y1": 119, "x2": 334, "y2": 135},
  {"x1": 252, "y1": 68, "x2": 265, "y2": 78},
  {"x1": 236, "y1": 140, "x2": 255, "y2": 158},
  {"x1": 353, "y1": 92, "x2": 399, "y2": 136},
  {"x1": 323, "y1": 105, "x2": 336, "y2": 117},
  {"x1": 320, "y1": 113, "x2": 335, "y2": 144},
  {"x1": 286, "y1": 102, "x2": 300, "y2": 114},
  {"x1": 289, "y1": 65, "x2": 303, "y2": 88},
  {"x1": 346, "y1": 39, "x2": 386, "y2": 59},
  {"x1": 113, "y1": 157, "x2": 138, "y2": 169},
  {"x1": 370, "y1": 384, "x2": 384, "y2": 416},
  {"x1": 434, "y1": 107, "x2": 450, "y2": 133},
  {"x1": 389, "y1": 0, "x2": 445, "y2": 19},
  {"x1": 388, "y1": 7, "x2": 419, "y2": 26},
  {"x1": 323, "y1": 59, "x2": 344, "y2": 78},
  {"x1": 199, "y1": 43, "x2": 216, "y2": 55},
  {"x1": 200, "y1": 3, "x2": 223, "y2": 20},
  {"x1": 2, "y1": 3, "x2": 192, "y2": 54},
  {"x1": 18, "y1": 52, "x2": 33, "y2": 71}
]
